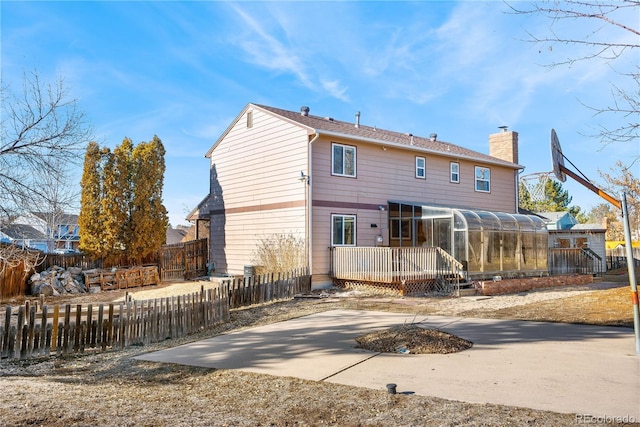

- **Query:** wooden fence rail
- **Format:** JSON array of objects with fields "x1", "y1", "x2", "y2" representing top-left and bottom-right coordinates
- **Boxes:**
[
  {"x1": 0, "y1": 285, "x2": 230, "y2": 361},
  {"x1": 0, "y1": 270, "x2": 311, "y2": 361},
  {"x1": 549, "y1": 248, "x2": 602, "y2": 276},
  {"x1": 225, "y1": 269, "x2": 311, "y2": 309},
  {"x1": 330, "y1": 246, "x2": 463, "y2": 284}
]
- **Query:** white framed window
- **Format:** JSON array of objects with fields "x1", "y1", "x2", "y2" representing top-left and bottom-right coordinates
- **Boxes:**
[
  {"x1": 475, "y1": 166, "x2": 491, "y2": 192},
  {"x1": 331, "y1": 214, "x2": 356, "y2": 246},
  {"x1": 450, "y1": 162, "x2": 459, "y2": 183},
  {"x1": 332, "y1": 143, "x2": 356, "y2": 177},
  {"x1": 415, "y1": 156, "x2": 426, "y2": 179},
  {"x1": 246, "y1": 111, "x2": 253, "y2": 128}
]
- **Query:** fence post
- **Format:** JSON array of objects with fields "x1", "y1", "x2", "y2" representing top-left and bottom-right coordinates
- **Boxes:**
[{"x1": 2, "y1": 306, "x2": 11, "y2": 358}]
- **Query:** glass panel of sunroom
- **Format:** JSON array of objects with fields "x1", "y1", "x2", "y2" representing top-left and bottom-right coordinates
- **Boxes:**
[{"x1": 502, "y1": 230, "x2": 519, "y2": 271}]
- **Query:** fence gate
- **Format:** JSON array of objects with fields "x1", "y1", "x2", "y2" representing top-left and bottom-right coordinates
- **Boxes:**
[{"x1": 159, "y1": 238, "x2": 208, "y2": 281}]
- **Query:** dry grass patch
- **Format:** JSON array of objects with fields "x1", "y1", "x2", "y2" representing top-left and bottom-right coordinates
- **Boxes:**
[{"x1": 459, "y1": 286, "x2": 634, "y2": 326}]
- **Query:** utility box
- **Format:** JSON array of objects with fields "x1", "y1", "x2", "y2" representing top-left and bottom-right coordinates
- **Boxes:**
[{"x1": 244, "y1": 265, "x2": 255, "y2": 278}]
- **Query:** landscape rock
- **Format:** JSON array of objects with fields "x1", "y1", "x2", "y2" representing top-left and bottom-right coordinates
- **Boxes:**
[{"x1": 29, "y1": 266, "x2": 88, "y2": 296}]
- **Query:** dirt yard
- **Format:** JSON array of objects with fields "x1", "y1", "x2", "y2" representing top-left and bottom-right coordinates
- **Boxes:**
[{"x1": 0, "y1": 271, "x2": 637, "y2": 426}]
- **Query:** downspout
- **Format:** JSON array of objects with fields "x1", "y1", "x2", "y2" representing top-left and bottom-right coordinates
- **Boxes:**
[
  {"x1": 307, "y1": 132, "x2": 320, "y2": 277},
  {"x1": 516, "y1": 167, "x2": 525, "y2": 212}
]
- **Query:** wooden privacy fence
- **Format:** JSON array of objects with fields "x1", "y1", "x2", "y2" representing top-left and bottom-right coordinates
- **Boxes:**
[
  {"x1": 0, "y1": 260, "x2": 31, "y2": 300},
  {"x1": 159, "y1": 238, "x2": 208, "y2": 281},
  {"x1": 0, "y1": 285, "x2": 229, "y2": 361},
  {"x1": 0, "y1": 270, "x2": 310, "y2": 361},
  {"x1": 224, "y1": 269, "x2": 311, "y2": 309}
]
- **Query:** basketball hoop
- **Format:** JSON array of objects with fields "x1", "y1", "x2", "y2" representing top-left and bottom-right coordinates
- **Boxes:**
[{"x1": 520, "y1": 172, "x2": 551, "y2": 203}]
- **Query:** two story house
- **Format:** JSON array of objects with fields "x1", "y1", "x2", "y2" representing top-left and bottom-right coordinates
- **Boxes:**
[
  {"x1": 12, "y1": 212, "x2": 80, "y2": 253},
  {"x1": 192, "y1": 103, "x2": 548, "y2": 287}
]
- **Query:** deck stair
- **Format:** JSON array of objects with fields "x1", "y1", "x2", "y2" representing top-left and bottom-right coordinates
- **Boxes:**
[{"x1": 435, "y1": 273, "x2": 476, "y2": 296}]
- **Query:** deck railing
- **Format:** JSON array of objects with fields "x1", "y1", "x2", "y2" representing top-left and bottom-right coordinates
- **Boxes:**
[
  {"x1": 330, "y1": 246, "x2": 464, "y2": 284},
  {"x1": 549, "y1": 248, "x2": 603, "y2": 276}
]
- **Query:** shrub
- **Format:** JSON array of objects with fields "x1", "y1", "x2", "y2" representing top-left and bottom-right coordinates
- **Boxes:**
[{"x1": 252, "y1": 234, "x2": 306, "y2": 274}]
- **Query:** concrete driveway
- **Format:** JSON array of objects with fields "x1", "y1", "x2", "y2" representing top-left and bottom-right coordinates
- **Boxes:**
[{"x1": 135, "y1": 310, "x2": 640, "y2": 420}]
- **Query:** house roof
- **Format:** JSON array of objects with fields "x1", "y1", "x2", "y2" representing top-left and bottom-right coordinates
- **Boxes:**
[
  {"x1": 537, "y1": 212, "x2": 572, "y2": 222},
  {"x1": 606, "y1": 240, "x2": 640, "y2": 250},
  {"x1": 166, "y1": 227, "x2": 188, "y2": 245},
  {"x1": 206, "y1": 103, "x2": 523, "y2": 169},
  {"x1": 186, "y1": 195, "x2": 212, "y2": 221},
  {"x1": 538, "y1": 211, "x2": 605, "y2": 232},
  {"x1": 547, "y1": 224, "x2": 606, "y2": 232},
  {"x1": 0, "y1": 223, "x2": 48, "y2": 240},
  {"x1": 31, "y1": 212, "x2": 79, "y2": 225}
]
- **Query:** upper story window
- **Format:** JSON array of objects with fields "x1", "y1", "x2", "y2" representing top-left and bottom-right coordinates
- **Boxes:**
[
  {"x1": 331, "y1": 214, "x2": 356, "y2": 246},
  {"x1": 415, "y1": 156, "x2": 426, "y2": 179},
  {"x1": 332, "y1": 143, "x2": 356, "y2": 177},
  {"x1": 246, "y1": 111, "x2": 253, "y2": 128},
  {"x1": 450, "y1": 162, "x2": 460, "y2": 183},
  {"x1": 475, "y1": 166, "x2": 491, "y2": 192}
]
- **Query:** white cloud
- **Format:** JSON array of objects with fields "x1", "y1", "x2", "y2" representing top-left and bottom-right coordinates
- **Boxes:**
[
  {"x1": 321, "y1": 79, "x2": 349, "y2": 102},
  {"x1": 228, "y1": 4, "x2": 312, "y2": 87}
]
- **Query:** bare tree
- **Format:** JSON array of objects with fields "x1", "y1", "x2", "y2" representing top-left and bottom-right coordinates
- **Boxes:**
[
  {"x1": 508, "y1": 1, "x2": 639, "y2": 164},
  {"x1": 32, "y1": 156, "x2": 81, "y2": 252},
  {"x1": 1, "y1": 70, "x2": 91, "y2": 269},
  {"x1": 0, "y1": 70, "x2": 92, "y2": 219}
]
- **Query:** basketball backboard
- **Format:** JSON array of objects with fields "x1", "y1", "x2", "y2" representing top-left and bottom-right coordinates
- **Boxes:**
[{"x1": 550, "y1": 129, "x2": 566, "y2": 182}]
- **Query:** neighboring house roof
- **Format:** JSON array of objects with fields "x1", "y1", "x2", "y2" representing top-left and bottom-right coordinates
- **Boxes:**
[
  {"x1": 606, "y1": 240, "x2": 640, "y2": 250},
  {"x1": 206, "y1": 103, "x2": 523, "y2": 169},
  {"x1": 538, "y1": 211, "x2": 576, "y2": 230},
  {"x1": 0, "y1": 223, "x2": 48, "y2": 241},
  {"x1": 166, "y1": 227, "x2": 188, "y2": 245},
  {"x1": 31, "y1": 212, "x2": 79, "y2": 224},
  {"x1": 538, "y1": 211, "x2": 605, "y2": 232}
]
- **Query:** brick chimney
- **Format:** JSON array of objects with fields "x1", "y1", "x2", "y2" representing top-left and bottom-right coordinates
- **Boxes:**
[{"x1": 489, "y1": 128, "x2": 518, "y2": 164}]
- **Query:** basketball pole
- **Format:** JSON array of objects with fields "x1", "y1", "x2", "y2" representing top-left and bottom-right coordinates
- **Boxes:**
[
  {"x1": 557, "y1": 162, "x2": 639, "y2": 355},
  {"x1": 551, "y1": 129, "x2": 638, "y2": 354},
  {"x1": 621, "y1": 192, "x2": 640, "y2": 355}
]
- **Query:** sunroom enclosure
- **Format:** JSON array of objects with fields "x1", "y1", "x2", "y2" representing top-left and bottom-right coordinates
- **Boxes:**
[
  {"x1": 331, "y1": 203, "x2": 549, "y2": 288},
  {"x1": 388, "y1": 203, "x2": 548, "y2": 279}
]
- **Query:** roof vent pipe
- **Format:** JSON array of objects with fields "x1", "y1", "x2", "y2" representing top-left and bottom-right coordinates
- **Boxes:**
[
  {"x1": 429, "y1": 133, "x2": 437, "y2": 142},
  {"x1": 300, "y1": 106, "x2": 310, "y2": 116},
  {"x1": 355, "y1": 111, "x2": 361, "y2": 128}
]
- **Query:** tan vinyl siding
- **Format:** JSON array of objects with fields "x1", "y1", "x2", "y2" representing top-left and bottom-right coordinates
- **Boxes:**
[
  {"x1": 312, "y1": 136, "x2": 516, "y2": 210},
  {"x1": 310, "y1": 136, "x2": 518, "y2": 277},
  {"x1": 208, "y1": 107, "x2": 308, "y2": 274},
  {"x1": 211, "y1": 207, "x2": 305, "y2": 275}
]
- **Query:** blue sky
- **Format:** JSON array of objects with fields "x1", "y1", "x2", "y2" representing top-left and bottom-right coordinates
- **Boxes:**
[{"x1": 2, "y1": 1, "x2": 637, "y2": 226}]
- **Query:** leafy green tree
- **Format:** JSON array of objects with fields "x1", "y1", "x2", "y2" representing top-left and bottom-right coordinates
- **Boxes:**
[
  {"x1": 78, "y1": 142, "x2": 106, "y2": 257},
  {"x1": 79, "y1": 136, "x2": 168, "y2": 263},
  {"x1": 102, "y1": 138, "x2": 134, "y2": 261},
  {"x1": 128, "y1": 136, "x2": 168, "y2": 263},
  {"x1": 518, "y1": 181, "x2": 534, "y2": 212}
]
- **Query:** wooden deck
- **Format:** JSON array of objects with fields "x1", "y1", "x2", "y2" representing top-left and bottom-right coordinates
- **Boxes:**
[{"x1": 330, "y1": 246, "x2": 464, "y2": 292}]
